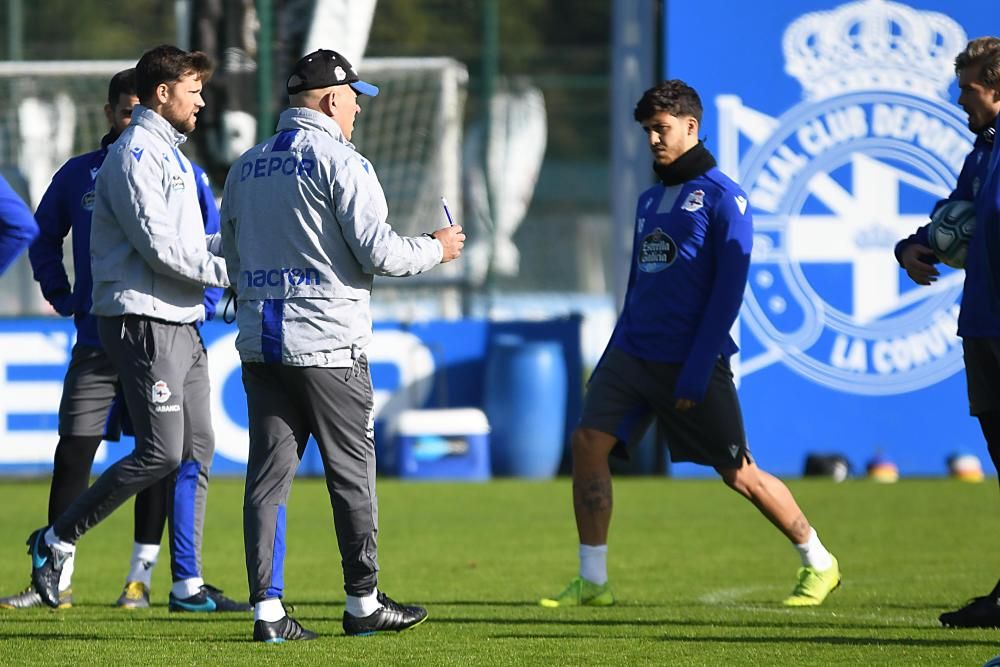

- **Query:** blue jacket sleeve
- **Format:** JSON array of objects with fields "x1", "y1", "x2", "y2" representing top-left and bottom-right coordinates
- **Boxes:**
[
  {"x1": 675, "y1": 190, "x2": 753, "y2": 402},
  {"x1": 194, "y1": 164, "x2": 223, "y2": 320},
  {"x1": 27, "y1": 166, "x2": 75, "y2": 314},
  {"x1": 0, "y1": 175, "x2": 38, "y2": 276}
]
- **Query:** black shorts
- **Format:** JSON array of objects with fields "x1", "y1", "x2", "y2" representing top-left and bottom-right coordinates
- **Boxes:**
[
  {"x1": 579, "y1": 347, "x2": 750, "y2": 469},
  {"x1": 963, "y1": 337, "x2": 1000, "y2": 415},
  {"x1": 58, "y1": 344, "x2": 119, "y2": 437}
]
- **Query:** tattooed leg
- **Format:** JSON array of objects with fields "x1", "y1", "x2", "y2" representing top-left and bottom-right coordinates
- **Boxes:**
[
  {"x1": 570, "y1": 428, "x2": 617, "y2": 545},
  {"x1": 716, "y1": 458, "x2": 812, "y2": 544}
]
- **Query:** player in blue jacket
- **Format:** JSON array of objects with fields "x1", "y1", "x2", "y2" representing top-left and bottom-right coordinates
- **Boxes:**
[
  {"x1": 0, "y1": 68, "x2": 223, "y2": 610},
  {"x1": 896, "y1": 37, "x2": 1000, "y2": 629},
  {"x1": 540, "y1": 80, "x2": 840, "y2": 609},
  {"x1": 0, "y1": 174, "x2": 38, "y2": 275}
]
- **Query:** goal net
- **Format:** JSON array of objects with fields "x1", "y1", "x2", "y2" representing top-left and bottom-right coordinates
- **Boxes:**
[{"x1": 0, "y1": 56, "x2": 468, "y2": 315}]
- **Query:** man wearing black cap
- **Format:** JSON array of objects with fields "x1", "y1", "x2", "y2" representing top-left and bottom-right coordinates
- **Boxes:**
[{"x1": 219, "y1": 48, "x2": 464, "y2": 642}]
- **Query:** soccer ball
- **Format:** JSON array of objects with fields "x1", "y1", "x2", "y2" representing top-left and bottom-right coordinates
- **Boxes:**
[
  {"x1": 928, "y1": 200, "x2": 976, "y2": 269},
  {"x1": 983, "y1": 655, "x2": 1000, "y2": 667}
]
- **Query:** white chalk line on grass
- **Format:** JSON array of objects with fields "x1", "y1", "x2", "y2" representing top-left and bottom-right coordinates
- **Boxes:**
[{"x1": 696, "y1": 583, "x2": 939, "y2": 627}]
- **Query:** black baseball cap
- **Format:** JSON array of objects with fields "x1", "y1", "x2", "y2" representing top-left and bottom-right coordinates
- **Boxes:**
[{"x1": 286, "y1": 49, "x2": 379, "y2": 97}]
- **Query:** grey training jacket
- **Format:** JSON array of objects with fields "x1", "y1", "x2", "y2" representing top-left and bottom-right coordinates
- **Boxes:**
[
  {"x1": 220, "y1": 107, "x2": 443, "y2": 367},
  {"x1": 90, "y1": 106, "x2": 229, "y2": 323}
]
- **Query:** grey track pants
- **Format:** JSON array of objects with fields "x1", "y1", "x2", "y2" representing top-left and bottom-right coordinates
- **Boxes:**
[
  {"x1": 242, "y1": 357, "x2": 378, "y2": 602},
  {"x1": 53, "y1": 315, "x2": 215, "y2": 582}
]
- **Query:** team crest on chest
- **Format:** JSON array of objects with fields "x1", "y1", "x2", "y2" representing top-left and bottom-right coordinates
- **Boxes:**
[
  {"x1": 80, "y1": 191, "x2": 95, "y2": 211},
  {"x1": 681, "y1": 189, "x2": 705, "y2": 212},
  {"x1": 170, "y1": 174, "x2": 185, "y2": 191}
]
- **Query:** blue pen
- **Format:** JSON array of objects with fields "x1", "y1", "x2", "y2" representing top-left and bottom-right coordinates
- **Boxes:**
[{"x1": 440, "y1": 196, "x2": 455, "y2": 226}]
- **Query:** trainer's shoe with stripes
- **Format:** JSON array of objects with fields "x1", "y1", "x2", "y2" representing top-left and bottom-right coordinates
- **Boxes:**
[
  {"x1": 116, "y1": 582, "x2": 150, "y2": 609},
  {"x1": 169, "y1": 584, "x2": 251, "y2": 612},
  {"x1": 540, "y1": 576, "x2": 615, "y2": 607},
  {"x1": 0, "y1": 585, "x2": 73, "y2": 609},
  {"x1": 253, "y1": 615, "x2": 318, "y2": 643},
  {"x1": 783, "y1": 555, "x2": 841, "y2": 606},
  {"x1": 342, "y1": 592, "x2": 428, "y2": 636},
  {"x1": 26, "y1": 527, "x2": 69, "y2": 608}
]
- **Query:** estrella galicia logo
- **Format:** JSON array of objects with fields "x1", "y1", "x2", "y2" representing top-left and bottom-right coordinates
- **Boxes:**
[
  {"x1": 638, "y1": 228, "x2": 677, "y2": 273},
  {"x1": 719, "y1": 0, "x2": 971, "y2": 395},
  {"x1": 80, "y1": 190, "x2": 95, "y2": 211}
]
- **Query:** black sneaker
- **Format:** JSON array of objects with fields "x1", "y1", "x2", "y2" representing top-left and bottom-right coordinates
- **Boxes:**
[
  {"x1": 26, "y1": 528, "x2": 68, "y2": 608},
  {"x1": 342, "y1": 591, "x2": 428, "y2": 636},
  {"x1": 940, "y1": 581, "x2": 1000, "y2": 628},
  {"x1": 168, "y1": 584, "x2": 251, "y2": 612},
  {"x1": 253, "y1": 615, "x2": 318, "y2": 643}
]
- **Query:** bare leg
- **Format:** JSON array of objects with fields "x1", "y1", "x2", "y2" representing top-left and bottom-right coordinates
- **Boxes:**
[
  {"x1": 715, "y1": 458, "x2": 810, "y2": 544},
  {"x1": 571, "y1": 427, "x2": 618, "y2": 545}
]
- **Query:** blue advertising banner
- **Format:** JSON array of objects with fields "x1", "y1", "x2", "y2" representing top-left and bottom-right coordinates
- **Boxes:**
[
  {"x1": 0, "y1": 318, "x2": 581, "y2": 478},
  {"x1": 664, "y1": 0, "x2": 1000, "y2": 476}
]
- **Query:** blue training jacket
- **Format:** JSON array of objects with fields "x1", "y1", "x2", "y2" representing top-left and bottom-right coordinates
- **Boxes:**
[
  {"x1": 894, "y1": 125, "x2": 1000, "y2": 338},
  {"x1": 0, "y1": 174, "x2": 38, "y2": 275},
  {"x1": 610, "y1": 166, "x2": 754, "y2": 403},
  {"x1": 29, "y1": 132, "x2": 223, "y2": 349}
]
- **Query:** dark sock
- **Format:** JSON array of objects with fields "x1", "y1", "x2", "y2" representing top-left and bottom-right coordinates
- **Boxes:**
[
  {"x1": 134, "y1": 476, "x2": 168, "y2": 545},
  {"x1": 48, "y1": 435, "x2": 102, "y2": 522}
]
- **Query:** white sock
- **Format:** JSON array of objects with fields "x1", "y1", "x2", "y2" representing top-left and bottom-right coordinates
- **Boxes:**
[
  {"x1": 254, "y1": 597, "x2": 286, "y2": 623},
  {"x1": 126, "y1": 543, "x2": 160, "y2": 587},
  {"x1": 171, "y1": 577, "x2": 204, "y2": 599},
  {"x1": 58, "y1": 552, "x2": 75, "y2": 593},
  {"x1": 579, "y1": 544, "x2": 609, "y2": 585},
  {"x1": 345, "y1": 589, "x2": 382, "y2": 617},
  {"x1": 43, "y1": 527, "x2": 75, "y2": 555},
  {"x1": 794, "y1": 528, "x2": 834, "y2": 571}
]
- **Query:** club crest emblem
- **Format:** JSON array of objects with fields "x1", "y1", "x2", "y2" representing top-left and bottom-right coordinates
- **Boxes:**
[
  {"x1": 720, "y1": 0, "x2": 971, "y2": 395},
  {"x1": 681, "y1": 189, "x2": 705, "y2": 212},
  {"x1": 151, "y1": 380, "x2": 171, "y2": 404}
]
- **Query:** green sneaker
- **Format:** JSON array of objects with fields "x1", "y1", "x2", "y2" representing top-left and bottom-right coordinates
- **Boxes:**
[
  {"x1": 540, "y1": 577, "x2": 615, "y2": 608},
  {"x1": 783, "y1": 555, "x2": 841, "y2": 606}
]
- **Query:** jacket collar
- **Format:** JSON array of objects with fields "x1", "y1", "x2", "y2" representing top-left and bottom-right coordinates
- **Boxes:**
[
  {"x1": 276, "y1": 107, "x2": 354, "y2": 148},
  {"x1": 100, "y1": 131, "x2": 119, "y2": 151},
  {"x1": 132, "y1": 105, "x2": 187, "y2": 148}
]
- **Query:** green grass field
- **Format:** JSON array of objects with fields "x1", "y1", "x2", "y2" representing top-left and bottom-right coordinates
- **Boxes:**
[{"x1": 1, "y1": 476, "x2": 999, "y2": 665}]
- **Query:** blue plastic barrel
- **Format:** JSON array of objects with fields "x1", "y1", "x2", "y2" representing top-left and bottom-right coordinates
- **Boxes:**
[{"x1": 483, "y1": 337, "x2": 567, "y2": 478}]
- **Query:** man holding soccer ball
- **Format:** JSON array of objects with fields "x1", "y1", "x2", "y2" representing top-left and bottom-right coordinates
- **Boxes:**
[{"x1": 895, "y1": 37, "x2": 1000, "y2": 629}]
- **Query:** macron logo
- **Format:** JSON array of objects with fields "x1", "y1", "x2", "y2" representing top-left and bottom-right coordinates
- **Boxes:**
[
  {"x1": 734, "y1": 195, "x2": 748, "y2": 215},
  {"x1": 131, "y1": 147, "x2": 145, "y2": 162},
  {"x1": 243, "y1": 267, "x2": 322, "y2": 288}
]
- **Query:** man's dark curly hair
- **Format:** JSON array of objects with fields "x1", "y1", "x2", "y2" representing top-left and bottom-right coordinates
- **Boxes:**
[
  {"x1": 633, "y1": 80, "x2": 703, "y2": 123},
  {"x1": 135, "y1": 44, "x2": 213, "y2": 103}
]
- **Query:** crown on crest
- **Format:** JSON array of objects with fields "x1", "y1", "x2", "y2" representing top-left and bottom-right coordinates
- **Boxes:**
[{"x1": 783, "y1": 0, "x2": 967, "y2": 100}]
